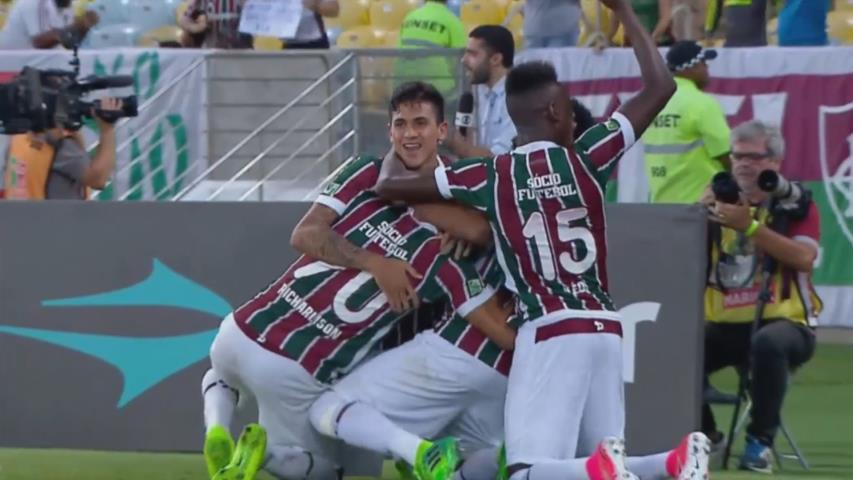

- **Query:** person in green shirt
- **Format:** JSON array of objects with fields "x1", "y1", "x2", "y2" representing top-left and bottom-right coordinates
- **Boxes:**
[
  {"x1": 394, "y1": 0, "x2": 467, "y2": 95},
  {"x1": 642, "y1": 40, "x2": 730, "y2": 204}
]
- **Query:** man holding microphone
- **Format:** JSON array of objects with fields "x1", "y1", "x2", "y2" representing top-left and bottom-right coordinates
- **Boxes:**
[{"x1": 446, "y1": 25, "x2": 517, "y2": 158}]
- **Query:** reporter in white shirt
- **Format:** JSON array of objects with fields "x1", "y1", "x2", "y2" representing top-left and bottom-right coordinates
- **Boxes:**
[
  {"x1": 0, "y1": 0, "x2": 98, "y2": 50},
  {"x1": 446, "y1": 25, "x2": 517, "y2": 158}
]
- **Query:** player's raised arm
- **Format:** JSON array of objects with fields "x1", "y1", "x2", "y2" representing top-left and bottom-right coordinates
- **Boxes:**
[{"x1": 605, "y1": 0, "x2": 676, "y2": 137}]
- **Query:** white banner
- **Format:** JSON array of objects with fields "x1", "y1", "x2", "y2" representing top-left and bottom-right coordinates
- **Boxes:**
[
  {"x1": 239, "y1": 0, "x2": 302, "y2": 38},
  {"x1": 0, "y1": 49, "x2": 207, "y2": 200}
]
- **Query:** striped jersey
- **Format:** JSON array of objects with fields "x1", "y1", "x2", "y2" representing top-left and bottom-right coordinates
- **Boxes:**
[
  {"x1": 434, "y1": 113, "x2": 637, "y2": 324},
  {"x1": 184, "y1": 0, "x2": 251, "y2": 49},
  {"x1": 233, "y1": 156, "x2": 495, "y2": 383},
  {"x1": 434, "y1": 252, "x2": 521, "y2": 375}
]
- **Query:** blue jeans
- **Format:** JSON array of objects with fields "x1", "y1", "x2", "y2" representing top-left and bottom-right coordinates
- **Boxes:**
[{"x1": 525, "y1": 30, "x2": 579, "y2": 48}]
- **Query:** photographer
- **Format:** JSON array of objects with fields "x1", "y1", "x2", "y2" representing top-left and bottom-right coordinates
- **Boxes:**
[
  {"x1": 0, "y1": 0, "x2": 98, "y2": 50},
  {"x1": 701, "y1": 120, "x2": 821, "y2": 473},
  {"x1": 3, "y1": 98, "x2": 121, "y2": 200}
]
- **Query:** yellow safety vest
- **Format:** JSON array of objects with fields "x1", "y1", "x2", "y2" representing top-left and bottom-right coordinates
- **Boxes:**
[
  {"x1": 4, "y1": 132, "x2": 86, "y2": 200},
  {"x1": 705, "y1": 207, "x2": 822, "y2": 326}
]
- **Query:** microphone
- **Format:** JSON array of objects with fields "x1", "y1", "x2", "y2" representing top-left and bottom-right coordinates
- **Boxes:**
[
  {"x1": 455, "y1": 92, "x2": 474, "y2": 137},
  {"x1": 711, "y1": 171, "x2": 741, "y2": 204},
  {"x1": 76, "y1": 75, "x2": 134, "y2": 91},
  {"x1": 758, "y1": 170, "x2": 804, "y2": 205}
]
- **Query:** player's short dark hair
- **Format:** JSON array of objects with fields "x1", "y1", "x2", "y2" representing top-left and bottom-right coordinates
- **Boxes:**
[
  {"x1": 469, "y1": 25, "x2": 515, "y2": 68},
  {"x1": 571, "y1": 98, "x2": 595, "y2": 137},
  {"x1": 506, "y1": 61, "x2": 558, "y2": 97},
  {"x1": 389, "y1": 81, "x2": 445, "y2": 122}
]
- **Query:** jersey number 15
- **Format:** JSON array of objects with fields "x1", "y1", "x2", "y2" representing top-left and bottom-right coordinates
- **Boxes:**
[{"x1": 522, "y1": 207, "x2": 597, "y2": 280}]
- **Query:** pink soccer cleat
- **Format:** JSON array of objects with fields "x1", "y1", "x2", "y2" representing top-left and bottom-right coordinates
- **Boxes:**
[
  {"x1": 666, "y1": 432, "x2": 711, "y2": 480},
  {"x1": 585, "y1": 437, "x2": 638, "y2": 480}
]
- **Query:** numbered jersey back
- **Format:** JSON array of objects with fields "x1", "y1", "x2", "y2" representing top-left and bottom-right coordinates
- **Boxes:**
[{"x1": 493, "y1": 143, "x2": 614, "y2": 321}]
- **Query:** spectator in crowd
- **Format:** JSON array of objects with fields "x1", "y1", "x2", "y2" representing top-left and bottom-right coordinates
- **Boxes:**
[
  {"x1": 446, "y1": 25, "x2": 516, "y2": 158},
  {"x1": 179, "y1": 0, "x2": 251, "y2": 49},
  {"x1": 722, "y1": 0, "x2": 769, "y2": 47},
  {"x1": 778, "y1": 0, "x2": 830, "y2": 46},
  {"x1": 3, "y1": 98, "x2": 123, "y2": 200},
  {"x1": 522, "y1": 0, "x2": 582, "y2": 48},
  {"x1": 0, "y1": 0, "x2": 99, "y2": 50},
  {"x1": 701, "y1": 120, "x2": 820, "y2": 474},
  {"x1": 395, "y1": 0, "x2": 467, "y2": 94},
  {"x1": 284, "y1": 0, "x2": 340, "y2": 49},
  {"x1": 608, "y1": 0, "x2": 672, "y2": 45},
  {"x1": 642, "y1": 40, "x2": 729, "y2": 203}
]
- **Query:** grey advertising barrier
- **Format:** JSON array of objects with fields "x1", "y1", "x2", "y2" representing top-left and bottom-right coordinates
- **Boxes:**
[{"x1": 0, "y1": 202, "x2": 705, "y2": 460}]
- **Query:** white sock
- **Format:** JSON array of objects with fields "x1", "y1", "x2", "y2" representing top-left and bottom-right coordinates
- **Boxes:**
[
  {"x1": 264, "y1": 445, "x2": 340, "y2": 480},
  {"x1": 626, "y1": 453, "x2": 671, "y2": 480},
  {"x1": 335, "y1": 401, "x2": 423, "y2": 465},
  {"x1": 455, "y1": 447, "x2": 500, "y2": 480},
  {"x1": 201, "y1": 368, "x2": 238, "y2": 432}
]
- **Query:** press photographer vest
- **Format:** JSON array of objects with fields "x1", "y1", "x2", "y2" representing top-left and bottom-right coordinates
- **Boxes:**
[
  {"x1": 704, "y1": 207, "x2": 821, "y2": 326},
  {"x1": 3, "y1": 132, "x2": 85, "y2": 200}
]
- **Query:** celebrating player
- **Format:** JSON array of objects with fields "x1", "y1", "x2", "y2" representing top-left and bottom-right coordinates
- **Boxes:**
[
  {"x1": 373, "y1": 0, "x2": 710, "y2": 478},
  {"x1": 201, "y1": 82, "x2": 512, "y2": 480}
]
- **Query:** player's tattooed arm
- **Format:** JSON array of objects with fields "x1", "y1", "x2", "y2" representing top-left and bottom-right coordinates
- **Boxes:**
[
  {"x1": 374, "y1": 150, "x2": 445, "y2": 203},
  {"x1": 601, "y1": 0, "x2": 675, "y2": 137},
  {"x1": 290, "y1": 204, "x2": 422, "y2": 312}
]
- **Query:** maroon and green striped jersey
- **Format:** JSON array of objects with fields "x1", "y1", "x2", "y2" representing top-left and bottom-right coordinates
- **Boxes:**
[
  {"x1": 434, "y1": 252, "x2": 521, "y2": 375},
  {"x1": 433, "y1": 114, "x2": 637, "y2": 324},
  {"x1": 233, "y1": 155, "x2": 495, "y2": 383}
]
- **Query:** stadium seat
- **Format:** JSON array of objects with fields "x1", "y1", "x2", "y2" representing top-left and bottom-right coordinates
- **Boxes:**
[
  {"x1": 81, "y1": 23, "x2": 141, "y2": 48},
  {"x1": 73, "y1": 0, "x2": 94, "y2": 18},
  {"x1": 325, "y1": 0, "x2": 371, "y2": 30},
  {"x1": 336, "y1": 25, "x2": 380, "y2": 48},
  {"x1": 828, "y1": 10, "x2": 853, "y2": 44},
  {"x1": 368, "y1": 0, "x2": 413, "y2": 32},
  {"x1": 130, "y1": 0, "x2": 182, "y2": 33},
  {"x1": 503, "y1": 0, "x2": 524, "y2": 30},
  {"x1": 255, "y1": 36, "x2": 283, "y2": 50},
  {"x1": 375, "y1": 28, "x2": 400, "y2": 47},
  {"x1": 579, "y1": 0, "x2": 613, "y2": 46},
  {"x1": 137, "y1": 24, "x2": 181, "y2": 47},
  {"x1": 836, "y1": 0, "x2": 853, "y2": 12},
  {"x1": 88, "y1": 0, "x2": 132, "y2": 26},
  {"x1": 461, "y1": 0, "x2": 503, "y2": 27}
]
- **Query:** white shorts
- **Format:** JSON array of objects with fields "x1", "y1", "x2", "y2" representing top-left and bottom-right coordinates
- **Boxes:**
[
  {"x1": 210, "y1": 314, "x2": 341, "y2": 461},
  {"x1": 332, "y1": 331, "x2": 506, "y2": 455},
  {"x1": 504, "y1": 313, "x2": 625, "y2": 465}
]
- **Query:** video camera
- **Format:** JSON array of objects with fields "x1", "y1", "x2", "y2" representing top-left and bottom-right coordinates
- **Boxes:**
[{"x1": 0, "y1": 36, "x2": 138, "y2": 134}]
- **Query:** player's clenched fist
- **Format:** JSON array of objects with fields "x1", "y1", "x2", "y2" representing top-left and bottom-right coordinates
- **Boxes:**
[{"x1": 366, "y1": 256, "x2": 423, "y2": 313}]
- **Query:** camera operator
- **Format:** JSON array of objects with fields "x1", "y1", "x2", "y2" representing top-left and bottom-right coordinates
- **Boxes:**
[
  {"x1": 3, "y1": 98, "x2": 121, "y2": 200},
  {"x1": 0, "y1": 0, "x2": 99, "y2": 50},
  {"x1": 701, "y1": 120, "x2": 822, "y2": 473}
]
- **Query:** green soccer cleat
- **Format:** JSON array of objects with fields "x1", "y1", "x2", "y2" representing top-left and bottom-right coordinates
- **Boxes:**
[
  {"x1": 212, "y1": 423, "x2": 268, "y2": 480},
  {"x1": 496, "y1": 443, "x2": 508, "y2": 480},
  {"x1": 395, "y1": 459, "x2": 418, "y2": 480},
  {"x1": 204, "y1": 424, "x2": 235, "y2": 479},
  {"x1": 414, "y1": 437, "x2": 461, "y2": 480}
]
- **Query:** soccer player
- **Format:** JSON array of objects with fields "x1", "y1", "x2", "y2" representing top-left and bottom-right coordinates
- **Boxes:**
[
  {"x1": 374, "y1": 0, "x2": 701, "y2": 478},
  {"x1": 309, "y1": 249, "x2": 517, "y2": 480},
  {"x1": 201, "y1": 81, "x2": 510, "y2": 480}
]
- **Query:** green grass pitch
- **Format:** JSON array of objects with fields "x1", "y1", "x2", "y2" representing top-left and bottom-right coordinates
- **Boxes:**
[{"x1": 1, "y1": 344, "x2": 850, "y2": 479}]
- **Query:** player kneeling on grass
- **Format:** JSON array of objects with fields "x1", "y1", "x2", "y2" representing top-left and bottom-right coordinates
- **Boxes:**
[{"x1": 200, "y1": 81, "x2": 514, "y2": 480}]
